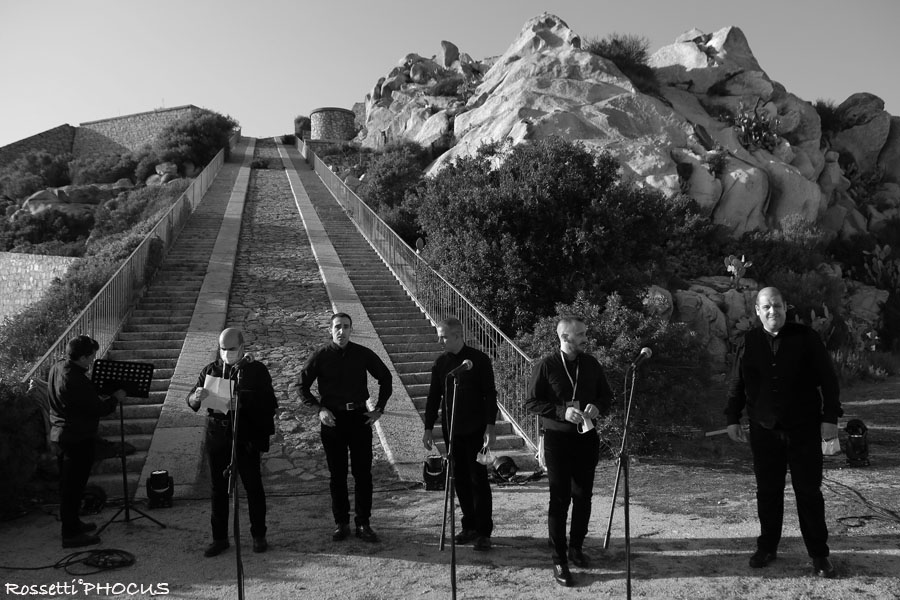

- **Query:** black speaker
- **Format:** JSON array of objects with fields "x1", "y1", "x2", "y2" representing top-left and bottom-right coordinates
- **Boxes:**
[
  {"x1": 423, "y1": 457, "x2": 446, "y2": 491},
  {"x1": 146, "y1": 470, "x2": 174, "y2": 508}
]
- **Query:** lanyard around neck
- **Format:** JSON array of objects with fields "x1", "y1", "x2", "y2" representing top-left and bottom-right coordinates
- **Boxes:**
[{"x1": 561, "y1": 351, "x2": 579, "y2": 404}]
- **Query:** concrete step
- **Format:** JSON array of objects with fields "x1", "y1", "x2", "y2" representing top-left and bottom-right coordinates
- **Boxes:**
[
  {"x1": 87, "y1": 472, "x2": 140, "y2": 500},
  {"x1": 101, "y1": 403, "x2": 162, "y2": 420},
  {"x1": 399, "y1": 372, "x2": 431, "y2": 385},
  {"x1": 98, "y1": 418, "x2": 158, "y2": 437},
  {"x1": 92, "y1": 451, "x2": 148, "y2": 476},
  {"x1": 392, "y1": 361, "x2": 434, "y2": 374},
  {"x1": 105, "y1": 348, "x2": 182, "y2": 361},
  {"x1": 122, "y1": 323, "x2": 190, "y2": 333},
  {"x1": 391, "y1": 351, "x2": 442, "y2": 363},
  {"x1": 117, "y1": 332, "x2": 185, "y2": 342},
  {"x1": 110, "y1": 339, "x2": 184, "y2": 351},
  {"x1": 383, "y1": 342, "x2": 441, "y2": 354},
  {"x1": 126, "y1": 317, "x2": 192, "y2": 326}
]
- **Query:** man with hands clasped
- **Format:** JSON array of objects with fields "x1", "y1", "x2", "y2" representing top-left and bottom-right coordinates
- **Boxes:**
[
  {"x1": 725, "y1": 287, "x2": 842, "y2": 579},
  {"x1": 525, "y1": 315, "x2": 613, "y2": 587}
]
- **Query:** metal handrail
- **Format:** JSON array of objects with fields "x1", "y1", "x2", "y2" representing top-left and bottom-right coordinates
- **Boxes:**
[
  {"x1": 303, "y1": 142, "x2": 539, "y2": 450},
  {"x1": 21, "y1": 130, "x2": 242, "y2": 383}
]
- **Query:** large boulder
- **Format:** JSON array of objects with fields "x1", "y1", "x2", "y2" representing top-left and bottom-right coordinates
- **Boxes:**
[
  {"x1": 831, "y1": 93, "x2": 892, "y2": 175},
  {"x1": 878, "y1": 116, "x2": 900, "y2": 184},
  {"x1": 439, "y1": 40, "x2": 460, "y2": 68},
  {"x1": 673, "y1": 289, "x2": 729, "y2": 363},
  {"x1": 22, "y1": 189, "x2": 66, "y2": 215},
  {"x1": 847, "y1": 282, "x2": 890, "y2": 326},
  {"x1": 58, "y1": 184, "x2": 114, "y2": 205},
  {"x1": 712, "y1": 162, "x2": 769, "y2": 235}
]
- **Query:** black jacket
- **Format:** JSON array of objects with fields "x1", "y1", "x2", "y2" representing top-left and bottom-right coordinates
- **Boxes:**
[
  {"x1": 190, "y1": 359, "x2": 278, "y2": 451},
  {"x1": 525, "y1": 351, "x2": 613, "y2": 433},
  {"x1": 48, "y1": 359, "x2": 117, "y2": 443},
  {"x1": 425, "y1": 344, "x2": 498, "y2": 437},
  {"x1": 299, "y1": 341, "x2": 392, "y2": 412},
  {"x1": 725, "y1": 322, "x2": 842, "y2": 429}
]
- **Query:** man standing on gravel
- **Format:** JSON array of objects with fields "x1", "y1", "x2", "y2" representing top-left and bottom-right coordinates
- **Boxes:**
[
  {"x1": 725, "y1": 287, "x2": 842, "y2": 579},
  {"x1": 299, "y1": 312, "x2": 392, "y2": 543},
  {"x1": 423, "y1": 317, "x2": 498, "y2": 551},
  {"x1": 525, "y1": 315, "x2": 613, "y2": 587},
  {"x1": 187, "y1": 327, "x2": 278, "y2": 557}
]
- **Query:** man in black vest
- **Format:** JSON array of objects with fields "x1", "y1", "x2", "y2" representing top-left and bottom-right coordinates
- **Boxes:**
[
  {"x1": 725, "y1": 287, "x2": 842, "y2": 578},
  {"x1": 188, "y1": 327, "x2": 277, "y2": 557},
  {"x1": 423, "y1": 317, "x2": 498, "y2": 551}
]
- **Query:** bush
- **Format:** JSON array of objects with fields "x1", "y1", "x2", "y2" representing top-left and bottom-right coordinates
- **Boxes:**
[
  {"x1": 280, "y1": 134, "x2": 296, "y2": 145},
  {"x1": 814, "y1": 99, "x2": 843, "y2": 146},
  {"x1": 584, "y1": 34, "x2": 660, "y2": 96},
  {"x1": 0, "y1": 208, "x2": 94, "y2": 253},
  {"x1": 0, "y1": 379, "x2": 45, "y2": 517},
  {"x1": 519, "y1": 291, "x2": 709, "y2": 454},
  {"x1": 152, "y1": 110, "x2": 238, "y2": 173},
  {"x1": 69, "y1": 153, "x2": 137, "y2": 185},
  {"x1": 91, "y1": 179, "x2": 190, "y2": 239},
  {"x1": 732, "y1": 100, "x2": 780, "y2": 152},
  {"x1": 0, "y1": 150, "x2": 72, "y2": 200}
]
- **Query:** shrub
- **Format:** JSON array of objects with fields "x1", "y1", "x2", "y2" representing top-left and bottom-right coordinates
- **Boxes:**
[
  {"x1": 0, "y1": 208, "x2": 94, "y2": 253},
  {"x1": 280, "y1": 134, "x2": 296, "y2": 145},
  {"x1": 732, "y1": 100, "x2": 780, "y2": 152},
  {"x1": 152, "y1": 110, "x2": 238, "y2": 172},
  {"x1": 584, "y1": 33, "x2": 660, "y2": 96},
  {"x1": 69, "y1": 153, "x2": 137, "y2": 185},
  {"x1": 814, "y1": 99, "x2": 843, "y2": 146},
  {"x1": 0, "y1": 379, "x2": 44, "y2": 517},
  {"x1": 91, "y1": 179, "x2": 190, "y2": 239},
  {"x1": 0, "y1": 150, "x2": 72, "y2": 200}
]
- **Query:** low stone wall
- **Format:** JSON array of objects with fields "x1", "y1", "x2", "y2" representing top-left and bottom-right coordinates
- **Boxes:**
[
  {"x1": 0, "y1": 252, "x2": 78, "y2": 322},
  {"x1": 73, "y1": 105, "x2": 206, "y2": 157},
  {"x1": 310, "y1": 107, "x2": 357, "y2": 141},
  {"x1": 0, "y1": 125, "x2": 77, "y2": 168}
]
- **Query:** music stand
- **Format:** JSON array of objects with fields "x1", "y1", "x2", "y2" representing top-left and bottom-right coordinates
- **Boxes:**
[
  {"x1": 602, "y1": 362, "x2": 640, "y2": 600},
  {"x1": 93, "y1": 359, "x2": 166, "y2": 533},
  {"x1": 439, "y1": 375, "x2": 461, "y2": 600}
]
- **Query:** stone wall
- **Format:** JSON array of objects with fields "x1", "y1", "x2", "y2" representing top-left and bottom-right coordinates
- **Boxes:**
[
  {"x1": 310, "y1": 107, "x2": 357, "y2": 141},
  {"x1": 0, "y1": 252, "x2": 78, "y2": 322},
  {"x1": 0, "y1": 125, "x2": 77, "y2": 167},
  {"x1": 73, "y1": 105, "x2": 207, "y2": 157}
]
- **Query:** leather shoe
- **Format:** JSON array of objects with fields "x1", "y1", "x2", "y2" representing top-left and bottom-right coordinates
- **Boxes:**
[
  {"x1": 553, "y1": 563, "x2": 574, "y2": 587},
  {"x1": 78, "y1": 521, "x2": 97, "y2": 533},
  {"x1": 252, "y1": 537, "x2": 268, "y2": 553},
  {"x1": 454, "y1": 528, "x2": 478, "y2": 545},
  {"x1": 355, "y1": 524, "x2": 379, "y2": 543},
  {"x1": 203, "y1": 539, "x2": 229, "y2": 557},
  {"x1": 749, "y1": 549, "x2": 777, "y2": 568},
  {"x1": 567, "y1": 546, "x2": 588, "y2": 568},
  {"x1": 812, "y1": 556, "x2": 836, "y2": 579},
  {"x1": 332, "y1": 524, "x2": 351, "y2": 541},
  {"x1": 473, "y1": 536, "x2": 491, "y2": 551},
  {"x1": 62, "y1": 533, "x2": 101, "y2": 548}
]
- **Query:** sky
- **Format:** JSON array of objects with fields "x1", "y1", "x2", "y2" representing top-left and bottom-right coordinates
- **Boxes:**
[{"x1": 1, "y1": 0, "x2": 898, "y2": 148}]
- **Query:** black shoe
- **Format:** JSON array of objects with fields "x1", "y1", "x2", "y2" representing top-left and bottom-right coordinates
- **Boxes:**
[
  {"x1": 568, "y1": 546, "x2": 588, "y2": 568},
  {"x1": 355, "y1": 524, "x2": 379, "y2": 543},
  {"x1": 473, "y1": 536, "x2": 491, "y2": 551},
  {"x1": 332, "y1": 524, "x2": 351, "y2": 541},
  {"x1": 252, "y1": 537, "x2": 268, "y2": 553},
  {"x1": 78, "y1": 521, "x2": 97, "y2": 533},
  {"x1": 454, "y1": 528, "x2": 478, "y2": 545},
  {"x1": 62, "y1": 533, "x2": 101, "y2": 548},
  {"x1": 749, "y1": 549, "x2": 777, "y2": 568},
  {"x1": 812, "y1": 556, "x2": 836, "y2": 579},
  {"x1": 203, "y1": 539, "x2": 229, "y2": 557},
  {"x1": 553, "y1": 563, "x2": 574, "y2": 587}
]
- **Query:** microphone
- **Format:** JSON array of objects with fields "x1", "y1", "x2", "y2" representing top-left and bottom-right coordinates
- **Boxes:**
[
  {"x1": 447, "y1": 359, "x2": 473, "y2": 378},
  {"x1": 631, "y1": 347, "x2": 652, "y2": 368}
]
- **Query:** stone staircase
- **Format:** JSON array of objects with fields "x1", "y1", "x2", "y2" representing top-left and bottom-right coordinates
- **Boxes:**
[
  {"x1": 305, "y1": 188, "x2": 537, "y2": 470},
  {"x1": 89, "y1": 189, "x2": 230, "y2": 498}
]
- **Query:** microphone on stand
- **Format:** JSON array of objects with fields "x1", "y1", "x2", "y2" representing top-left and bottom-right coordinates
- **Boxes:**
[
  {"x1": 447, "y1": 359, "x2": 473, "y2": 378},
  {"x1": 630, "y1": 347, "x2": 652, "y2": 369}
]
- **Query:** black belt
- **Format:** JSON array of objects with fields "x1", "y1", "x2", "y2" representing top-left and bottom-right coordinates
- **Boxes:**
[{"x1": 331, "y1": 403, "x2": 365, "y2": 412}]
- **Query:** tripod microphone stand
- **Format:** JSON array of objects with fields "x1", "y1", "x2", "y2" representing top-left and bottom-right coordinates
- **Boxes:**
[
  {"x1": 439, "y1": 375, "x2": 461, "y2": 600},
  {"x1": 602, "y1": 359, "x2": 643, "y2": 600},
  {"x1": 226, "y1": 370, "x2": 245, "y2": 600}
]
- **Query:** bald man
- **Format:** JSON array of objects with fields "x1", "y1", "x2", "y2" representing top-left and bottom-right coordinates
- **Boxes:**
[
  {"x1": 725, "y1": 287, "x2": 842, "y2": 578},
  {"x1": 525, "y1": 315, "x2": 613, "y2": 587},
  {"x1": 188, "y1": 328, "x2": 278, "y2": 557}
]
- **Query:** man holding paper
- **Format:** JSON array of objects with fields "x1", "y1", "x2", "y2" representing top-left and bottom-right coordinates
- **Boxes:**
[
  {"x1": 187, "y1": 327, "x2": 277, "y2": 557},
  {"x1": 525, "y1": 315, "x2": 613, "y2": 587}
]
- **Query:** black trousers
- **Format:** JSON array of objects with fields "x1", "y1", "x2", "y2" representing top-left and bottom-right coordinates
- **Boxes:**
[
  {"x1": 749, "y1": 422, "x2": 829, "y2": 558},
  {"x1": 55, "y1": 438, "x2": 95, "y2": 538},
  {"x1": 448, "y1": 429, "x2": 493, "y2": 537},
  {"x1": 207, "y1": 426, "x2": 267, "y2": 541},
  {"x1": 543, "y1": 428, "x2": 600, "y2": 564},
  {"x1": 321, "y1": 411, "x2": 373, "y2": 526}
]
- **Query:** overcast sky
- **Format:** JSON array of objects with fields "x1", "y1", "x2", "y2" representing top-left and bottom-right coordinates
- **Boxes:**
[{"x1": 1, "y1": 0, "x2": 898, "y2": 147}]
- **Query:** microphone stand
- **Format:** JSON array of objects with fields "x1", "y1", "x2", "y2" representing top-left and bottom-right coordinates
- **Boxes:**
[
  {"x1": 225, "y1": 366, "x2": 245, "y2": 600},
  {"x1": 602, "y1": 361, "x2": 640, "y2": 600},
  {"x1": 439, "y1": 374, "x2": 461, "y2": 600}
]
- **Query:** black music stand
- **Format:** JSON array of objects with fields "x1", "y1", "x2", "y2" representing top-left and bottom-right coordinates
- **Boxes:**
[
  {"x1": 439, "y1": 376, "x2": 461, "y2": 600},
  {"x1": 92, "y1": 359, "x2": 166, "y2": 533},
  {"x1": 602, "y1": 362, "x2": 640, "y2": 600}
]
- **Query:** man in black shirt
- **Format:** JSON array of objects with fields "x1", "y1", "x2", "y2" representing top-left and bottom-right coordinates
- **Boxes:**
[
  {"x1": 525, "y1": 316, "x2": 613, "y2": 587},
  {"x1": 187, "y1": 327, "x2": 278, "y2": 557},
  {"x1": 299, "y1": 312, "x2": 392, "y2": 543},
  {"x1": 423, "y1": 317, "x2": 498, "y2": 551},
  {"x1": 725, "y1": 287, "x2": 842, "y2": 578},
  {"x1": 48, "y1": 334, "x2": 125, "y2": 548}
]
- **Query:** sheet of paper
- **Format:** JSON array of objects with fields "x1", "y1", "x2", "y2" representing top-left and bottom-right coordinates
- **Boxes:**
[{"x1": 200, "y1": 375, "x2": 232, "y2": 414}]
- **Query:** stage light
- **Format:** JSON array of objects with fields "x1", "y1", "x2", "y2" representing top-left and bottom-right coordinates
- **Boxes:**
[{"x1": 146, "y1": 470, "x2": 174, "y2": 508}]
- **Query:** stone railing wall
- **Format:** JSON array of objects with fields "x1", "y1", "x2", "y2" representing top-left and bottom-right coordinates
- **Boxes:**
[
  {"x1": 0, "y1": 125, "x2": 77, "y2": 168},
  {"x1": 310, "y1": 107, "x2": 357, "y2": 141},
  {"x1": 0, "y1": 252, "x2": 78, "y2": 322},
  {"x1": 73, "y1": 105, "x2": 207, "y2": 157}
]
